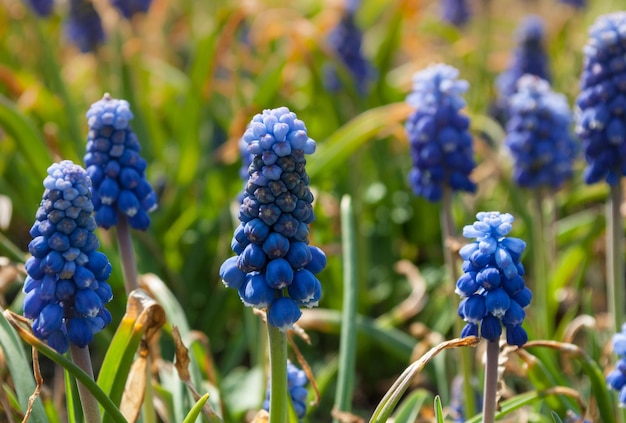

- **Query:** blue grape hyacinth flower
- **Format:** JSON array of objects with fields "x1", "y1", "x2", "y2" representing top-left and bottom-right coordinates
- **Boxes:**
[
  {"x1": 495, "y1": 16, "x2": 550, "y2": 121},
  {"x1": 323, "y1": 11, "x2": 374, "y2": 95},
  {"x1": 607, "y1": 323, "x2": 626, "y2": 406},
  {"x1": 65, "y1": 0, "x2": 105, "y2": 53},
  {"x1": 576, "y1": 12, "x2": 626, "y2": 186},
  {"x1": 110, "y1": 0, "x2": 152, "y2": 19},
  {"x1": 263, "y1": 361, "x2": 308, "y2": 419},
  {"x1": 220, "y1": 107, "x2": 326, "y2": 331},
  {"x1": 84, "y1": 93, "x2": 157, "y2": 230},
  {"x1": 405, "y1": 64, "x2": 476, "y2": 202},
  {"x1": 25, "y1": 0, "x2": 54, "y2": 17},
  {"x1": 439, "y1": 0, "x2": 471, "y2": 28},
  {"x1": 23, "y1": 161, "x2": 113, "y2": 354},
  {"x1": 505, "y1": 75, "x2": 577, "y2": 190},
  {"x1": 456, "y1": 212, "x2": 531, "y2": 346}
]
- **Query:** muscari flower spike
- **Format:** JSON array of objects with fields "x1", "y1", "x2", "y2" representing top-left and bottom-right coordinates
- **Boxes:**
[
  {"x1": 110, "y1": 0, "x2": 152, "y2": 19},
  {"x1": 576, "y1": 12, "x2": 626, "y2": 186},
  {"x1": 405, "y1": 64, "x2": 476, "y2": 202},
  {"x1": 24, "y1": 161, "x2": 113, "y2": 354},
  {"x1": 263, "y1": 361, "x2": 308, "y2": 419},
  {"x1": 25, "y1": 0, "x2": 54, "y2": 17},
  {"x1": 607, "y1": 323, "x2": 626, "y2": 406},
  {"x1": 84, "y1": 93, "x2": 157, "y2": 230},
  {"x1": 559, "y1": 0, "x2": 586, "y2": 9},
  {"x1": 323, "y1": 10, "x2": 374, "y2": 95},
  {"x1": 220, "y1": 107, "x2": 326, "y2": 332},
  {"x1": 456, "y1": 212, "x2": 531, "y2": 347},
  {"x1": 505, "y1": 75, "x2": 577, "y2": 190},
  {"x1": 439, "y1": 0, "x2": 471, "y2": 28},
  {"x1": 65, "y1": 0, "x2": 105, "y2": 53},
  {"x1": 495, "y1": 15, "x2": 550, "y2": 120}
]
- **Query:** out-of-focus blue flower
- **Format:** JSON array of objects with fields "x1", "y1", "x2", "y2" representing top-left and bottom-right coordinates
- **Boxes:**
[
  {"x1": 456, "y1": 212, "x2": 531, "y2": 346},
  {"x1": 220, "y1": 107, "x2": 326, "y2": 331},
  {"x1": 65, "y1": 0, "x2": 105, "y2": 53},
  {"x1": 405, "y1": 64, "x2": 476, "y2": 202},
  {"x1": 323, "y1": 11, "x2": 374, "y2": 95},
  {"x1": 25, "y1": 0, "x2": 54, "y2": 17},
  {"x1": 439, "y1": 0, "x2": 471, "y2": 28},
  {"x1": 84, "y1": 93, "x2": 157, "y2": 230},
  {"x1": 505, "y1": 75, "x2": 577, "y2": 190},
  {"x1": 24, "y1": 161, "x2": 113, "y2": 353},
  {"x1": 110, "y1": 0, "x2": 151, "y2": 19},
  {"x1": 495, "y1": 16, "x2": 550, "y2": 120},
  {"x1": 575, "y1": 12, "x2": 626, "y2": 186},
  {"x1": 607, "y1": 323, "x2": 626, "y2": 407},
  {"x1": 558, "y1": 0, "x2": 586, "y2": 9},
  {"x1": 263, "y1": 361, "x2": 308, "y2": 419}
]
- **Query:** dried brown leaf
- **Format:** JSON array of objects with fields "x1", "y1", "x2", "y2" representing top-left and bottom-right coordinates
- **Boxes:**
[
  {"x1": 172, "y1": 326, "x2": 191, "y2": 382},
  {"x1": 119, "y1": 356, "x2": 148, "y2": 423}
]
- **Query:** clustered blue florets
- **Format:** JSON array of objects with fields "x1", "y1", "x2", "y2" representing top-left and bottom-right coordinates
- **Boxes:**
[
  {"x1": 323, "y1": 11, "x2": 373, "y2": 95},
  {"x1": 497, "y1": 16, "x2": 551, "y2": 101},
  {"x1": 25, "y1": 0, "x2": 54, "y2": 17},
  {"x1": 607, "y1": 323, "x2": 626, "y2": 407},
  {"x1": 405, "y1": 64, "x2": 476, "y2": 202},
  {"x1": 505, "y1": 75, "x2": 577, "y2": 190},
  {"x1": 456, "y1": 212, "x2": 531, "y2": 347},
  {"x1": 576, "y1": 12, "x2": 626, "y2": 186},
  {"x1": 84, "y1": 93, "x2": 157, "y2": 230},
  {"x1": 263, "y1": 361, "x2": 308, "y2": 419},
  {"x1": 23, "y1": 161, "x2": 113, "y2": 354},
  {"x1": 65, "y1": 0, "x2": 105, "y2": 53},
  {"x1": 220, "y1": 107, "x2": 326, "y2": 331},
  {"x1": 110, "y1": 0, "x2": 152, "y2": 19},
  {"x1": 439, "y1": 0, "x2": 471, "y2": 28}
]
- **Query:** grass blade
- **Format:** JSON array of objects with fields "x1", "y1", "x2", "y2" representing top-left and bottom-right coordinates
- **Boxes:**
[
  {"x1": 333, "y1": 195, "x2": 358, "y2": 421},
  {"x1": 0, "y1": 307, "x2": 47, "y2": 422}
]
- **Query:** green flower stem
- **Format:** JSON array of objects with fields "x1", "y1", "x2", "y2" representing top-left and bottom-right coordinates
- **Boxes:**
[
  {"x1": 440, "y1": 188, "x2": 475, "y2": 417},
  {"x1": 267, "y1": 324, "x2": 288, "y2": 423},
  {"x1": 532, "y1": 192, "x2": 551, "y2": 338},
  {"x1": 608, "y1": 183, "x2": 624, "y2": 335},
  {"x1": 69, "y1": 345, "x2": 101, "y2": 423},
  {"x1": 116, "y1": 213, "x2": 139, "y2": 295},
  {"x1": 482, "y1": 340, "x2": 499, "y2": 423},
  {"x1": 333, "y1": 195, "x2": 358, "y2": 422}
]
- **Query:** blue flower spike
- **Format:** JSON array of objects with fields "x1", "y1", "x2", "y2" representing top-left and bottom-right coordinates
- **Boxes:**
[
  {"x1": 323, "y1": 8, "x2": 374, "y2": 95},
  {"x1": 607, "y1": 323, "x2": 626, "y2": 407},
  {"x1": 220, "y1": 107, "x2": 326, "y2": 332},
  {"x1": 497, "y1": 15, "x2": 551, "y2": 102},
  {"x1": 25, "y1": 0, "x2": 55, "y2": 17},
  {"x1": 65, "y1": 0, "x2": 105, "y2": 53},
  {"x1": 405, "y1": 64, "x2": 476, "y2": 202},
  {"x1": 505, "y1": 75, "x2": 577, "y2": 190},
  {"x1": 263, "y1": 361, "x2": 309, "y2": 419},
  {"x1": 439, "y1": 0, "x2": 471, "y2": 28},
  {"x1": 456, "y1": 212, "x2": 531, "y2": 346},
  {"x1": 24, "y1": 161, "x2": 113, "y2": 354},
  {"x1": 110, "y1": 0, "x2": 152, "y2": 19},
  {"x1": 576, "y1": 12, "x2": 626, "y2": 186},
  {"x1": 84, "y1": 93, "x2": 157, "y2": 230}
]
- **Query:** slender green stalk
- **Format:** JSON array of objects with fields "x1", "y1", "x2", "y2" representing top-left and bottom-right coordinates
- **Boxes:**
[
  {"x1": 608, "y1": 183, "x2": 624, "y2": 335},
  {"x1": 531, "y1": 192, "x2": 551, "y2": 338},
  {"x1": 440, "y1": 188, "x2": 475, "y2": 417},
  {"x1": 267, "y1": 324, "x2": 288, "y2": 423},
  {"x1": 481, "y1": 340, "x2": 499, "y2": 423},
  {"x1": 333, "y1": 195, "x2": 358, "y2": 422},
  {"x1": 69, "y1": 345, "x2": 101, "y2": 423},
  {"x1": 116, "y1": 213, "x2": 139, "y2": 294}
]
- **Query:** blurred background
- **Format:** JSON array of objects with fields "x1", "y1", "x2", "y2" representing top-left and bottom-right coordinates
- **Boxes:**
[{"x1": 0, "y1": 0, "x2": 624, "y2": 420}]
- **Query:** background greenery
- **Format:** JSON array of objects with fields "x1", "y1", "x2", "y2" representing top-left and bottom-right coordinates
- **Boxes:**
[{"x1": 0, "y1": 0, "x2": 625, "y2": 421}]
